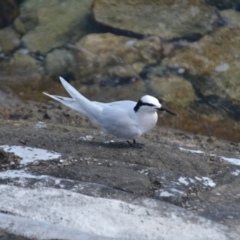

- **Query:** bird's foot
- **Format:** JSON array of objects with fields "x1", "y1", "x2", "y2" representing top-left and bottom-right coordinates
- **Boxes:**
[{"x1": 127, "y1": 139, "x2": 144, "y2": 148}]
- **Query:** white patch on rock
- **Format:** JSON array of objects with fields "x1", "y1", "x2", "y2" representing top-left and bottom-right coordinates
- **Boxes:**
[
  {"x1": 179, "y1": 147, "x2": 204, "y2": 154},
  {"x1": 215, "y1": 63, "x2": 229, "y2": 72},
  {"x1": 103, "y1": 140, "x2": 115, "y2": 144},
  {"x1": 125, "y1": 40, "x2": 135, "y2": 46},
  {"x1": 231, "y1": 170, "x2": 240, "y2": 176},
  {"x1": 34, "y1": 121, "x2": 47, "y2": 129},
  {"x1": 79, "y1": 135, "x2": 93, "y2": 141},
  {"x1": 0, "y1": 145, "x2": 61, "y2": 165},
  {"x1": 178, "y1": 68, "x2": 185, "y2": 74},
  {"x1": 159, "y1": 191, "x2": 174, "y2": 197},
  {"x1": 195, "y1": 176, "x2": 216, "y2": 187},
  {"x1": 221, "y1": 156, "x2": 240, "y2": 166},
  {"x1": 178, "y1": 176, "x2": 189, "y2": 186}
]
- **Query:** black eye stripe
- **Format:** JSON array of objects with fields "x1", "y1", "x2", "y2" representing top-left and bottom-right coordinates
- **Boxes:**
[
  {"x1": 134, "y1": 100, "x2": 156, "y2": 112},
  {"x1": 142, "y1": 103, "x2": 155, "y2": 107}
]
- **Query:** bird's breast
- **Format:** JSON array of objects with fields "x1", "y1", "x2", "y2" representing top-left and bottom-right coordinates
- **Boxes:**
[{"x1": 137, "y1": 112, "x2": 158, "y2": 135}]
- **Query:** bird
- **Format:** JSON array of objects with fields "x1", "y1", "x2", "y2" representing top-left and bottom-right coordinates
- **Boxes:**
[{"x1": 43, "y1": 77, "x2": 177, "y2": 148}]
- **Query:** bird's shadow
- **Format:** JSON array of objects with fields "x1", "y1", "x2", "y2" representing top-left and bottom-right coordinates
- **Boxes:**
[{"x1": 76, "y1": 139, "x2": 143, "y2": 149}]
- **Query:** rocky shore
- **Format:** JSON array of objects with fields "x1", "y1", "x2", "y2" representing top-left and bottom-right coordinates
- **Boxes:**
[
  {"x1": 0, "y1": 100, "x2": 239, "y2": 239},
  {"x1": 0, "y1": 0, "x2": 240, "y2": 239}
]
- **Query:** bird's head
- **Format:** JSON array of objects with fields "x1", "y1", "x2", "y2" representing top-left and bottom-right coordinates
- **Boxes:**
[{"x1": 134, "y1": 95, "x2": 177, "y2": 116}]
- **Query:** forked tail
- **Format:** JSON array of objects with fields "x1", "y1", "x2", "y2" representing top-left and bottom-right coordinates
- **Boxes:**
[{"x1": 43, "y1": 77, "x2": 102, "y2": 124}]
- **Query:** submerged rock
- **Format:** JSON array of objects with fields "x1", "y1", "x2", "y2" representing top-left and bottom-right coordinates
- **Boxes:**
[
  {"x1": 19, "y1": 0, "x2": 94, "y2": 53},
  {"x1": 168, "y1": 26, "x2": 240, "y2": 103},
  {"x1": 93, "y1": 0, "x2": 220, "y2": 39},
  {"x1": 0, "y1": 0, "x2": 19, "y2": 29},
  {"x1": 220, "y1": 9, "x2": 240, "y2": 26},
  {"x1": 0, "y1": 27, "x2": 20, "y2": 54},
  {"x1": 45, "y1": 49, "x2": 76, "y2": 78},
  {"x1": 73, "y1": 33, "x2": 161, "y2": 83},
  {"x1": 150, "y1": 75, "x2": 196, "y2": 108},
  {"x1": 206, "y1": 0, "x2": 240, "y2": 10}
]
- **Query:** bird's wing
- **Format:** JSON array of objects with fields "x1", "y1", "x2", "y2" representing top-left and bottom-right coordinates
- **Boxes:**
[
  {"x1": 100, "y1": 106, "x2": 140, "y2": 140},
  {"x1": 44, "y1": 77, "x2": 103, "y2": 124}
]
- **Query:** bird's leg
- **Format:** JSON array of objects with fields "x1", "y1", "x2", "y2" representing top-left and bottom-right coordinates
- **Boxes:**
[{"x1": 127, "y1": 139, "x2": 144, "y2": 148}]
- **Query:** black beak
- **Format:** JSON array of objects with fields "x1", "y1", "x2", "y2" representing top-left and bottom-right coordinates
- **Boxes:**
[{"x1": 158, "y1": 107, "x2": 177, "y2": 116}]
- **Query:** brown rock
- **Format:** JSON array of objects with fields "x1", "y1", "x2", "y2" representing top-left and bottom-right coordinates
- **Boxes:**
[
  {"x1": 93, "y1": 0, "x2": 220, "y2": 39},
  {"x1": 168, "y1": 26, "x2": 240, "y2": 102},
  {"x1": 73, "y1": 33, "x2": 161, "y2": 83},
  {"x1": 220, "y1": 9, "x2": 240, "y2": 27},
  {"x1": 19, "y1": 0, "x2": 94, "y2": 53},
  {"x1": 0, "y1": 27, "x2": 20, "y2": 53},
  {"x1": 150, "y1": 75, "x2": 196, "y2": 108},
  {"x1": 0, "y1": 0, "x2": 19, "y2": 29},
  {"x1": 168, "y1": 26, "x2": 240, "y2": 75},
  {"x1": 45, "y1": 49, "x2": 76, "y2": 78}
]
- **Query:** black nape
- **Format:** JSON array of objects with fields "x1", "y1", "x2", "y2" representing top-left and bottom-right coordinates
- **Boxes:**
[{"x1": 133, "y1": 100, "x2": 142, "y2": 112}]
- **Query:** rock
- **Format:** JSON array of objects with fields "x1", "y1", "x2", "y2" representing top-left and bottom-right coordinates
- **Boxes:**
[
  {"x1": 211, "y1": 60, "x2": 240, "y2": 102},
  {"x1": 9, "y1": 49, "x2": 42, "y2": 73},
  {"x1": 168, "y1": 26, "x2": 240, "y2": 76},
  {"x1": 0, "y1": 90, "x2": 22, "y2": 105},
  {"x1": 19, "y1": 0, "x2": 94, "y2": 53},
  {"x1": 93, "y1": 0, "x2": 220, "y2": 39},
  {"x1": 0, "y1": 148, "x2": 21, "y2": 171},
  {"x1": 0, "y1": 185, "x2": 239, "y2": 239},
  {"x1": 220, "y1": 9, "x2": 240, "y2": 26},
  {"x1": 73, "y1": 33, "x2": 161, "y2": 83},
  {"x1": 150, "y1": 75, "x2": 196, "y2": 108},
  {"x1": 168, "y1": 26, "x2": 240, "y2": 103},
  {"x1": 45, "y1": 49, "x2": 76, "y2": 78},
  {"x1": 206, "y1": 0, "x2": 240, "y2": 10},
  {"x1": 0, "y1": 27, "x2": 20, "y2": 53},
  {"x1": 0, "y1": 0, "x2": 19, "y2": 29},
  {"x1": 0, "y1": 48, "x2": 43, "y2": 85},
  {"x1": 14, "y1": 0, "x2": 59, "y2": 34},
  {"x1": 0, "y1": 114, "x2": 240, "y2": 238}
]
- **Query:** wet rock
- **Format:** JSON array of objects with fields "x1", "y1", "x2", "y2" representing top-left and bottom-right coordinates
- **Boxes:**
[
  {"x1": 13, "y1": 3, "x2": 40, "y2": 34},
  {"x1": 220, "y1": 9, "x2": 240, "y2": 26},
  {"x1": 0, "y1": 48, "x2": 45, "y2": 92},
  {"x1": 19, "y1": 0, "x2": 93, "y2": 53},
  {"x1": 206, "y1": 0, "x2": 240, "y2": 10},
  {"x1": 73, "y1": 33, "x2": 161, "y2": 83},
  {"x1": 0, "y1": 148, "x2": 21, "y2": 171},
  {"x1": 0, "y1": 27, "x2": 20, "y2": 54},
  {"x1": 45, "y1": 49, "x2": 76, "y2": 78},
  {"x1": 9, "y1": 49, "x2": 43, "y2": 73},
  {"x1": 168, "y1": 26, "x2": 240, "y2": 103},
  {"x1": 168, "y1": 26, "x2": 240, "y2": 76},
  {"x1": 0, "y1": 0, "x2": 19, "y2": 29},
  {"x1": 93, "y1": 0, "x2": 220, "y2": 39},
  {"x1": 211, "y1": 61, "x2": 240, "y2": 103},
  {"x1": 149, "y1": 75, "x2": 196, "y2": 107}
]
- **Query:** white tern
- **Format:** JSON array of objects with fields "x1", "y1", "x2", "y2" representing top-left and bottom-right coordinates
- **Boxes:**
[{"x1": 43, "y1": 77, "x2": 176, "y2": 147}]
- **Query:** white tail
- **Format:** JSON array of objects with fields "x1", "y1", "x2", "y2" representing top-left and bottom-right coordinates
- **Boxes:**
[{"x1": 43, "y1": 77, "x2": 102, "y2": 125}]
